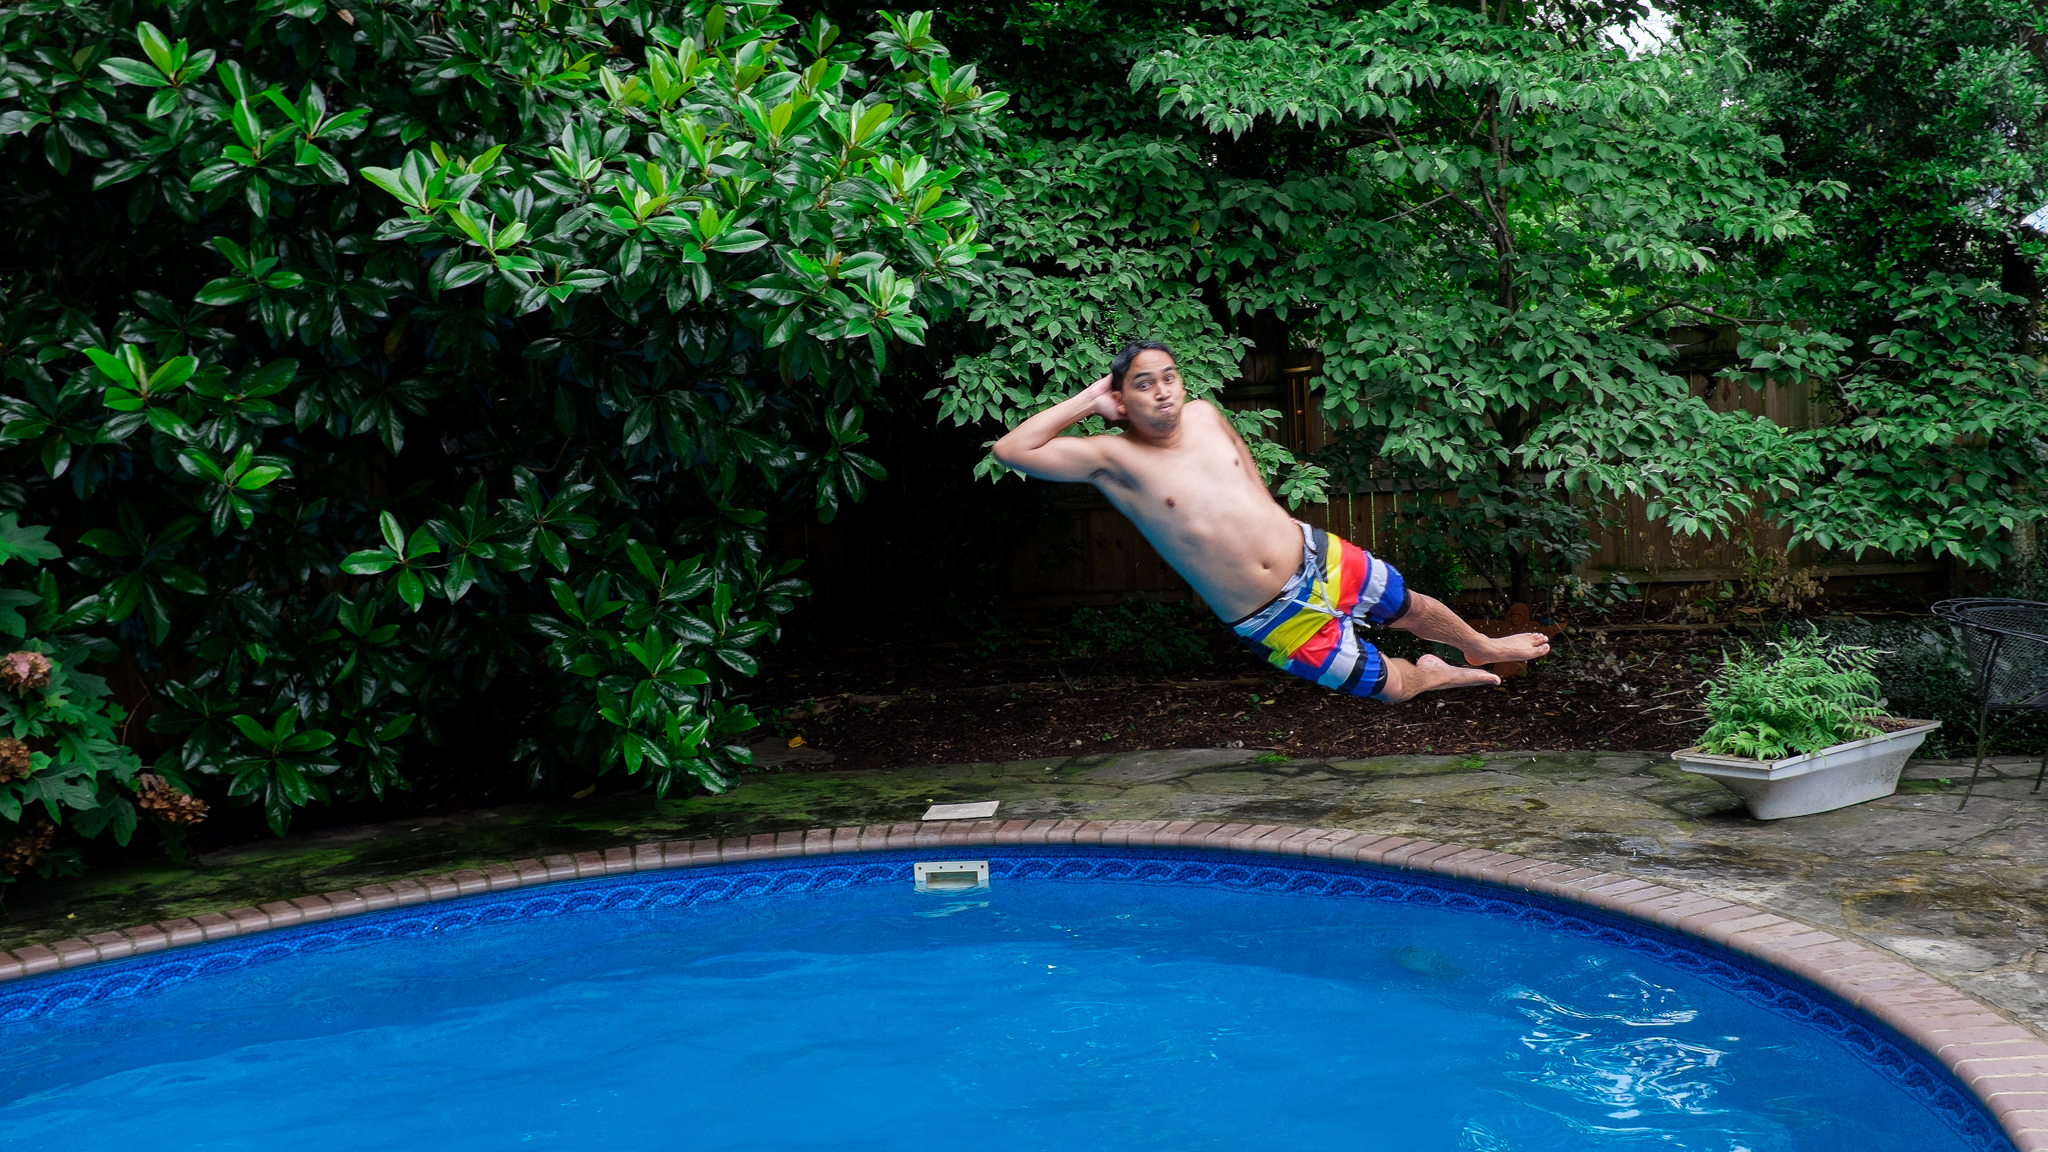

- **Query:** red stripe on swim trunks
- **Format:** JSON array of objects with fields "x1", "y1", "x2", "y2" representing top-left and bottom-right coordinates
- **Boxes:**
[
  {"x1": 1289, "y1": 614, "x2": 1347, "y2": 671},
  {"x1": 1336, "y1": 538, "x2": 1368, "y2": 612}
]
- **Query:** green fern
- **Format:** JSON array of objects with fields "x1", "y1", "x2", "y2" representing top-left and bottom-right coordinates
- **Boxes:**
[{"x1": 1697, "y1": 633, "x2": 1887, "y2": 760}]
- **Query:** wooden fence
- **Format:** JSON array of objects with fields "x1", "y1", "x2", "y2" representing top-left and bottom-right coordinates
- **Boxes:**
[{"x1": 993, "y1": 330, "x2": 1943, "y2": 608}]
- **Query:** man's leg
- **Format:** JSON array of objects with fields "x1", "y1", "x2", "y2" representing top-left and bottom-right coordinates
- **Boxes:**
[
  {"x1": 1391, "y1": 592, "x2": 1552, "y2": 667},
  {"x1": 1377, "y1": 653, "x2": 1501, "y2": 702}
]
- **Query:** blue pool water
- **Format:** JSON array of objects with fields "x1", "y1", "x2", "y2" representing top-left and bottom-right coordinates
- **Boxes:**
[{"x1": 0, "y1": 851, "x2": 2007, "y2": 1151}]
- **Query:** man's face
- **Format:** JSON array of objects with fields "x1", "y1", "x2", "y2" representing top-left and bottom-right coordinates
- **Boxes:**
[{"x1": 1116, "y1": 350, "x2": 1184, "y2": 435}]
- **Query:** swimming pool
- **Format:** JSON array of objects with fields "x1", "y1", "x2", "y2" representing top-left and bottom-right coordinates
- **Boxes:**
[{"x1": 0, "y1": 849, "x2": 2013, "y2": 1151}]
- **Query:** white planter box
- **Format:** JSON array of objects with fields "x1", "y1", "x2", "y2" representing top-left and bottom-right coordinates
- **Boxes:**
[{"x1": 1671, "y1": 720, "x2": 1942, "y2": 820}]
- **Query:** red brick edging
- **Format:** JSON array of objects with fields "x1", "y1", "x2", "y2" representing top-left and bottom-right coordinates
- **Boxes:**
[{"x1": 5, "y1": 818, "x2": 2046, "y2": 1148}]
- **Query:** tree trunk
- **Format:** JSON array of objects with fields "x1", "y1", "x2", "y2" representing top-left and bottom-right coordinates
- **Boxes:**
[{"x1": 1495, "y1": 405, "x2": 1533, "y2": 604}]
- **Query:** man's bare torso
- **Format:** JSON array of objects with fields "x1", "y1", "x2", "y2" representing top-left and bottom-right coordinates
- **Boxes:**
[{"x1": 1086, "y1": 400, "x2": 1303, "y2": 621}]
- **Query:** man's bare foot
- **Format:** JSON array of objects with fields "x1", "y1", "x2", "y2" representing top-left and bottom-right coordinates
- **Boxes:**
[
  {"x1": 1463, "y1": 631, "x2": 1552, "y2": 666},
  {"x1": 1379, "y1": 653, "x2": 1502, "y2": 701}
]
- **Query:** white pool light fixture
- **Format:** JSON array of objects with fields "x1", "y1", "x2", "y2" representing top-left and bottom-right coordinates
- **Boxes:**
[{"x1": 914, "y1": 860, "x2": 990, "y2": 893}]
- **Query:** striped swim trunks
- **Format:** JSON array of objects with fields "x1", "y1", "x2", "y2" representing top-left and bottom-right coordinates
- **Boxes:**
[{"x1": 1230, "y1": 522, "x2": 1412, "y2": 700}]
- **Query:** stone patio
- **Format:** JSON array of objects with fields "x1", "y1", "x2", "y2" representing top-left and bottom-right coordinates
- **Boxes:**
[{"x1": 5, "y1": 746, "x2": 2047, "y2": 1033}]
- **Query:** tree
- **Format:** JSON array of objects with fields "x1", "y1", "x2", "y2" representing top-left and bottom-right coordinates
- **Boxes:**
[
  {"x1": 1660, "y1": 0, "x2": 2048, "y2": 570},
  {"x1": 0, "y1": 0, "x2": 1006, "y2": 856},
  {"x1": 939, "y1": 0, "x2": 1830, "y2": 602}
]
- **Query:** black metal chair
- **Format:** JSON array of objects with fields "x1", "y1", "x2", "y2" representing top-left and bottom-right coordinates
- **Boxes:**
[{"x1": 1931, "y1": 599, "x2": 2048, "y2": 811}]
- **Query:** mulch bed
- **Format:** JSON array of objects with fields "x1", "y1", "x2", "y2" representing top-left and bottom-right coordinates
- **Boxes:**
[
  {"x1": 43, "y1": 598, "x2": 1947, "y2": 876},
  {"x1": 747, "y1": 624, "x2": 1739, "y2": 769}
]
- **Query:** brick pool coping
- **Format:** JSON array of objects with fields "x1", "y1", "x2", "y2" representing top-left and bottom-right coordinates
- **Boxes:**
[{"x1": 5, "y1": 818, "x2": 2046, "y2": 1148}]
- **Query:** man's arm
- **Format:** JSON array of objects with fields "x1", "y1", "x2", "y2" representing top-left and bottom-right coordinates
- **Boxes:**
[{"x1": 990, "y1": 374, "x2": 1124, "y2": 483}]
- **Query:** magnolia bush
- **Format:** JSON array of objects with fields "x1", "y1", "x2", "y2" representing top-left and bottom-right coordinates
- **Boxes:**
[{"x1": 0, "y1": 0, "x2": 1004, "y2": 851}]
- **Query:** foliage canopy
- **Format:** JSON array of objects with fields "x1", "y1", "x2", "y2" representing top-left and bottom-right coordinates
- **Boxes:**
[
  {"x1": 1662, "y1": 0, "x2": 2048, "y2": 568},
  {"x1": 943, "y1": 0, "x2": 2047, "y2": 595},
  {"x1": 0, "y1": 0, "x2": 1004, "y2": 871},
  {"x1": 939, "y1": 0, "x2": 1839, "y2": 600}
]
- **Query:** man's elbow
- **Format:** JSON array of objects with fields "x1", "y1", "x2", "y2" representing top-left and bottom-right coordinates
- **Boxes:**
[{"x1": 990, "y1": 438, "x2": 1026, "y2": 470}]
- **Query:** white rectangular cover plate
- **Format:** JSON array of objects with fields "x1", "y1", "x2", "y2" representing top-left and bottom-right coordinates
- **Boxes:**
[
  {"x1": 2023, "y1": 202, "x2": 2048, "y2": 232},
  {"x1": 914, "y1": 860, "x2": 991, "y2": 892},
  {"x1": 922, "y1": 800, "x2": 1000, "y2": 820}
]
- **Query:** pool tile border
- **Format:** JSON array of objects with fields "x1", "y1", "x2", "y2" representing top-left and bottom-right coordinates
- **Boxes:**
[{"x1": 5, "y1": 817, "x2": 2045, "y2": 1149}]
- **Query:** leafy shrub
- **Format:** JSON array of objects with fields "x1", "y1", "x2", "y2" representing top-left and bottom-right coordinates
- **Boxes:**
[
  {"x1": 1659, "y1": 0, "x2": 2048, "y2": 571},
  {"x1": 1697, "y1": 633, "x2": 1884, "y2": 759},
  {"x1": 1063, "y1": 601, "x2": 1212, "y2": 674},
  {"x1": 0, "y1": 514, "x2": 159, "y2": 883},
  {"x1": 0, "y1": 0, "x2": 1005, "y2": 841}
]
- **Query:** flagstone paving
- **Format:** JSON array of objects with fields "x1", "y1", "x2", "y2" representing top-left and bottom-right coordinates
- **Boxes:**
[{"x1": 5, "y1": 746, "x2": 2047, "y2": 1033}]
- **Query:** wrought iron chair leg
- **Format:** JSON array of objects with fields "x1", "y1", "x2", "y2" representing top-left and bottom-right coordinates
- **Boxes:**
[
  {"x1": 1960, "y1": 708, "x2": 1991, "y2": 812},
  {"x1": 2036, "y1": 744, "x2": 2047, "y2": 794}
]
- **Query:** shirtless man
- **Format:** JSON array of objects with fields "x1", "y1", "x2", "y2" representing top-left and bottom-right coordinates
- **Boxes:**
[{"x1": 991, "y1": 340, "x2": 1551, "y2": 702}]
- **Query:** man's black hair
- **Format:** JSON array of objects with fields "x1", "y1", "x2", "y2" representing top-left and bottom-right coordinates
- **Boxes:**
[{"x1": 1109, "y1": 340, "x2": 1176, "y2": 391}]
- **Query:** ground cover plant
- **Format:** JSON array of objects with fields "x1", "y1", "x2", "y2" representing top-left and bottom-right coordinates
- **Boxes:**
[{"x1": 0, "y1": 0, "x2": 1004, "y2": 870}]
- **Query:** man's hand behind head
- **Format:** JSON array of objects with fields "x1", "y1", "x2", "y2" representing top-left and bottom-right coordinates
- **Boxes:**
[{"x1": 1085, "y1": 373, "x2": 1121, "y2": 422}]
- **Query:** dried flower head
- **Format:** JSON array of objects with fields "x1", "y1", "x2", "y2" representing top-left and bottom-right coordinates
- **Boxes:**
[
  {"x1": 0, "y1": 651, "x2": 51, "y2": 694},
  {"x1": 0, "y1": 819, "x2": 55, "y2": 876},
  {"x1": 135, "y1": 774, "x2": 209, "y2": 827},
  {"x1": 0, "y1": 737, "x2": 31, "y2": 784}
]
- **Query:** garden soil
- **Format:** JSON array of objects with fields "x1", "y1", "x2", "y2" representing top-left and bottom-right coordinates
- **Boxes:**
[{"x1": 747, "y1": 623, "x2": 1732, "y2": 770}]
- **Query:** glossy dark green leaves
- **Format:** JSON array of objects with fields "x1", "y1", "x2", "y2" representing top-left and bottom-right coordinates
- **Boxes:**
[{"x1": 0, "y1": 0, "x2": 1005, "y2": 856}]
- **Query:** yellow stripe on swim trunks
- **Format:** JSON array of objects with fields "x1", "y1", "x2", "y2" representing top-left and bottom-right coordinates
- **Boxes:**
[{"x1": 1260, "y1": 538, "x2": 1350, "y2": 660}]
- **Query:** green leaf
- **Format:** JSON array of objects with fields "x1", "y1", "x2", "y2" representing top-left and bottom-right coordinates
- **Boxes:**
[
  {"x1": 360, "y1": 166, "x2": 413, "y2": 204},
  {"x1": 83, "y1": 348, "x2": 135, "y2": 387},
  {"x1": 92, "y1": 157, "x2": 154, "y2": 190},
  {"x1": 340, "y1": 550, "x2": 398, "y2": 575},
  {"x1": 707, "y1": 228, "x2": 769, "y2": 253},
  {"x1": 379, "y1": 511, "x2": 405, "y2": 553},
  {"x1": 441, "y1": 262, "x2": 494, "y2": 290},
  {"x1": 447, "y1": 207, "x2": 490, "y2": 246},
  {"x1": 195, "y1": 278, "x2": 260, "y2": 306},
  {"x1": 136, "y1": 22, "x2": 178, "y2": 75},
  {"x1": 229, "y1": 714, "x2": 272, "y2": 744},
  {"x1": 393, "y1": 568, "x2": 426, "y2": 611},
  {"x1": 99, "y1": 57, "x2": 170, "y2": 87},
  {"x1": 147, "y1": 356, "x2": 198, "y2": 392},
  {"x1": 0, "y1": 513, "x2": 63, "y2": 565},
  {"x1": 745, "y1": 275, "x2": 807, "y2": 305},
  {"x1": 235, "y1": 465, "x2": 285, "y2": 490},
  {"x1": 102, "y1": 387, "x2": 147, "y2": 413}
]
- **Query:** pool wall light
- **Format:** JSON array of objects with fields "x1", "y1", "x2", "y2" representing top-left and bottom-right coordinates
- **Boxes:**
[{"x1": 914, "y1": 860, "x2": 991, "y2": 893}]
